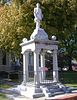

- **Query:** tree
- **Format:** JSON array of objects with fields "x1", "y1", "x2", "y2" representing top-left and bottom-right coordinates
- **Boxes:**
[
  {"x1": 0, "y1": 0, "x2": 35, "y2": 56},
  {"x1": 59, "y1": 29, "x2": 77, "y2": 70},
  {"x1": 0, "y1": 5, "x2": 21, "y2": 56},
  {"x1": 41, "y1": 0, "x2": 77, "y2": 70},
  {"x1": 0, "y1": 0, "x2": 77, "y2": 68}
]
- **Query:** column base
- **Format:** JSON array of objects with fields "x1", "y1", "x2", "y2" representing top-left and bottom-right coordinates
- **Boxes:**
[
  {"x1": 17, "y1": 84, "x2": 27, "y2": 91},
  {"x1": 19, "y1": 86, "x2": 44, "y2": 98}
]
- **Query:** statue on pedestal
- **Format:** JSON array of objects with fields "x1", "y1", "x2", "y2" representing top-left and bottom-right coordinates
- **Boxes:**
[
  {"x1": 34, "y1": 3, "x2": 43, "y2": 29},
  {"x1": 30, "y1": 3, "x2": 48, "y2": 40}
]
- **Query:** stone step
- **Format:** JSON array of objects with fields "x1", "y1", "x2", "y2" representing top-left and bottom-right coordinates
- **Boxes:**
[
  {"x1": 27, "y1": 86, "x2": 43, "y2": 93},
  {"x1": 35, "y1": 88, "x2": 43, "y2": 93},
  {"x1": 40, "y1": 81, "x2": 58, "y2": 86},
  {"x1": 33, "y1": 93, "x2": 45, "y2": 98},
  {"x1": 69, "y1": 87, "x2": 77, "y2": 91},
  {"x1": 72, "y1": 90, "x2": 77, "y2": 93},
  {"x1": 69, "y1": 87, "x2": 77, "y2": 93},
  {"x1": 0, "y1": 88, "x2": 20, "y2": 95},
  {"x1": 47, "y1": 85, "x2": 59, "y2": 89},
  {"x1": 20, "y1": 90, "x2": 44, "y2": 98},
  {"x1": 52, "y1": 91, "x2": 65, "y2": 96},
  {"x1": 49, "y1": 88, "x2": 63, "y2": 93},
  {"x1": 41, "y1": 87, "x2": 53, "y2": 97}
]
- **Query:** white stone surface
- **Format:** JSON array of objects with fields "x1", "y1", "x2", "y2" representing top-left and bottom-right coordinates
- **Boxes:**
[
  {"x1": 30, "y1": 3, "x2": 48, "y2": 40},
  {"x1": 53, "y1": 50, "x2": 58, "y2": 82},
  {"x1": 20, "y1": 39, "x2": 58, "y2": 54},
  {"x1": 30, "y1": 28, "x2": 48, "y2": 40},
  {"x1": 51, "y1": 35, "x2": 56, "y2": 41},
  {"x1": 22, "y1": 38, "x2": 28, "y2": 43},
  {"x1": 34, "y1": 3, "x2": 43, "y2": 29}
]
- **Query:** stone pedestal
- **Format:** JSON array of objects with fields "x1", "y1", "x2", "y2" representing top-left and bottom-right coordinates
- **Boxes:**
[{"x1": 20, "y1": 86, "x2": 44, "y2": 98}]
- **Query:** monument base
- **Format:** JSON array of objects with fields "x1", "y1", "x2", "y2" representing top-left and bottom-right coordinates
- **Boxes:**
[
  {"x1": 20, "y1": 87, "x2": 44, "y2": 98},
  {"x1": 17, "y1": 84, "x2": 44, "y2": 98},
  {"x1": 16, "y1": 82, "x2": 66, "y2": 98},
  {"x1": 7, "y1": 82, "x2": 77, "y2": 99}
]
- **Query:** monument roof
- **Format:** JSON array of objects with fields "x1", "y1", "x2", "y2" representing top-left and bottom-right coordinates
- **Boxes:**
[{"x1": 30, "y1": 28, "x2": 48, "y2": 40}]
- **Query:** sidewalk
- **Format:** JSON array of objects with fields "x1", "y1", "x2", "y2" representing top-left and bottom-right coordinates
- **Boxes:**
[
  {"x1": 7, "y1": 93, "x2": 77, "y2": 100},
  {"x1": 12, "y1": 96, "x2": 46, "y2": 100}
]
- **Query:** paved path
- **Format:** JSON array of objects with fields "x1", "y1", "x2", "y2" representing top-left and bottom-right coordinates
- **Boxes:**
[
  {"x1": 12, "y1": 96, "x2": 46, "y2": 100},
  {"x1": 6, "y1": 93, "x2": 77, "y2": 100}
]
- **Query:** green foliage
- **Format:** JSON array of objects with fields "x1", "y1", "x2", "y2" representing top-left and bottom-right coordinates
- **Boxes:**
[
  {"x1": 41, "y1": 0, "x2": 77, "y2": 68},
  {"x1": 0, "y1": 0, "x2": 77, "y2": 60},
  {"x1": 42, "y1": 0, "x2": 77, "y2": 36},
  {"x1": 0, "y1": 1, "x2": 34, "y2": 56},
  {"x1": 65, "y1": 84, "x2": 77, "y2": 88},
  {"x1": 0, "y1": 0, "x2": 36, "y2": 56},
  {"x1": 0, "y1": 5, "x2": 21, "y2": 56}
]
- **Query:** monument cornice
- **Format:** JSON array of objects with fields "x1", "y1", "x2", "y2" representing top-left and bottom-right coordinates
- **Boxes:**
[{"x1": 20, "y1": 39, "x2": 58, "y2": 46}]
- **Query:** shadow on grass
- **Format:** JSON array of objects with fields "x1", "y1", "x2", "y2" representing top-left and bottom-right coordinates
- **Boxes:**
[{"x1": 59, "y1": 71, "x2": 77, "y2": 85}]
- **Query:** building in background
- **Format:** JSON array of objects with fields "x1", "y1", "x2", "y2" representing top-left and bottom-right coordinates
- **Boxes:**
[{"x1": 0, "y1": 49, "x2": 11, "y2": 72}]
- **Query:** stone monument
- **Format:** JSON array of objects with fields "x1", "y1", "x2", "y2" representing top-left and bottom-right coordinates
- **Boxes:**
[
  {"x1": 19, "y1": 3, "x2": 59, "y2": 98},
  {"x1": 18, "y1": 3, "x2": 59, "y2": 98},
  {"x1": 9, "y1": 3, "x2": 77, "y2": 99}
]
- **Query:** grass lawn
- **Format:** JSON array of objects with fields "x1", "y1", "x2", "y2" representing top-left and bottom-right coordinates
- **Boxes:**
[
  {"x1": 59, "y1": 71, "x2": 77, "y2": 88},
  {"x1": 65, "y1": 84, "x2": 77, "y2": 88},
  {"x1": 0, "y1": 84, "x2": 12, "y2": 89},
  {"x1": 0, "y1": 81, "x2": 13, "y2": 100},
  {"x1": 59, "y1": 71, "x2": 77, "y2": 84},
  {"x1": 0, "y1": 93, "x2": 9, "y2": 100}
]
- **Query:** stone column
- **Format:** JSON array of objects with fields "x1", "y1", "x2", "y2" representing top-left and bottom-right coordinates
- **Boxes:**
[
  {"x1": 22, "y1": 52, "x2": 29, "y2": 85},
  {"x1": 40, "y1": 52, "x2": 45, "y2": 82},
  {"x1": 52, "y1": 49, "x2": 58, "y2": 82},
  {"x1": 34, "y1": 50, "x2": 40, "y2": 88}
]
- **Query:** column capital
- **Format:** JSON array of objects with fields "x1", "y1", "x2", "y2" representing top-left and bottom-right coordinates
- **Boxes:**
[
  {"x1": 34, "y1": 49, "x2": 41, "y2": 54},
  {"x1": 53, "y1": 49, "x2": 58, "y2": 54},
  {"x1": 23, "y1": 51, "x2": 29, "y2": 54},
  {"x1": 40, "y1": 52, "x2": 45, "y2": 57}
]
